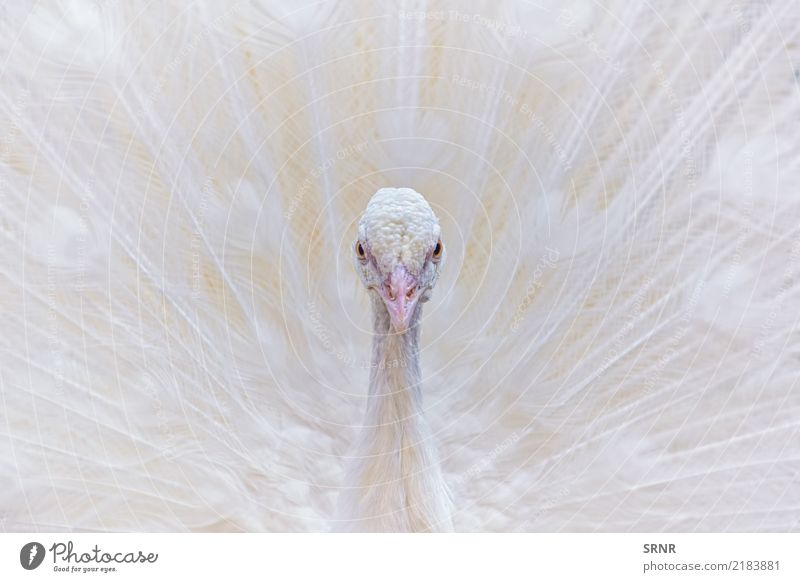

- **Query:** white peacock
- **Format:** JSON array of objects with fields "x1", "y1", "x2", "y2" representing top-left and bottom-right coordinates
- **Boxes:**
[{"x1": 0, "y1": 0, "x2": 798, "y2": 533}]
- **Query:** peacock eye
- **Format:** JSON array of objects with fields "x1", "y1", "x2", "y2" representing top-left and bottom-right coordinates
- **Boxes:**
[
  {"x1": 432, "y1": 239, "x2": 443, "y2": 261},
  {"x1": 355, "y1": 240, "x2": 367, "y2": 261}
]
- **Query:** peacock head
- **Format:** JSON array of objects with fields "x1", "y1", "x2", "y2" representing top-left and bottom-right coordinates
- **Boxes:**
[{"x1": 354, "y1": 187, "x2": 445, "y2": 333}]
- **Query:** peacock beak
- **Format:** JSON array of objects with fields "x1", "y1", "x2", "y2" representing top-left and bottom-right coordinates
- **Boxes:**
[{"x1": 379, "y1": 266, "x2": 420, "y2": 333}]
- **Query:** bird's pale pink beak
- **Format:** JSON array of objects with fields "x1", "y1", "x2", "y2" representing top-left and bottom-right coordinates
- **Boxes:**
[{"x1": 379, "y1": 266, "x2": 420, "y2": 332}]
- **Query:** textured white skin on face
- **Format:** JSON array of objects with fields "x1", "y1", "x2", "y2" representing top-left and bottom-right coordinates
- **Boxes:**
[{"x1": 358, "y1": 187, "x2": 440, "y2": 275}]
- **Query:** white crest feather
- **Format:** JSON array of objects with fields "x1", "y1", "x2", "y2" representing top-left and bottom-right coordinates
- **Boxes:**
[{"x1": 358, "y1": 187, "x2": 440, "y2": 274}]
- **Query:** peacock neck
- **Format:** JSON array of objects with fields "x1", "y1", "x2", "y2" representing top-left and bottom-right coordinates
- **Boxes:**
[
  {"x1": 339, "y1": 296, "x2": 452, "y2": 532},
  {"x1": 368, "y1": 295, "x2": 422, "y2": 402}
]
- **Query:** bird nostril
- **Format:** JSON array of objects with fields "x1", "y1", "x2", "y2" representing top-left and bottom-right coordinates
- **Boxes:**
[{"x1": 385, "y1": 286, "x2": 415, "y2": 302}]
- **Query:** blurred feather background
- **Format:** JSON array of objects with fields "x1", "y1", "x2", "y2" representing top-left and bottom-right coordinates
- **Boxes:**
[{"x1": 0, "y1": 0, "x2": 798, "y2": 531}]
